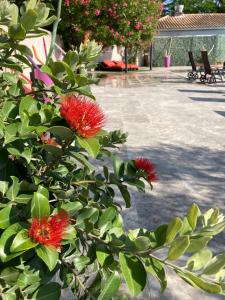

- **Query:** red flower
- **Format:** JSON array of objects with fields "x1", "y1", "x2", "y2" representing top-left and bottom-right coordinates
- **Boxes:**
[
  {"x1": 135, "y1": 158, "x2": 157, "y2": 182},
  {"x1": 28, "y1": 210, "x2": 70, "y2": 249},
  {"x1": 60, "y1": 95, "x2": 105, "y2": 138}
]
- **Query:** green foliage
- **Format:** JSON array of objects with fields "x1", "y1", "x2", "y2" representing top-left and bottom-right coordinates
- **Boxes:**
[
  {"x1": 164, "y1": 0, "x2": 225, "y2": 15},
  {"x1": 0, "y1": 1, "x2": 225, "y2": 299},
  {"x1": 52, "y1": 0, "x2": 163, "y2": 49}
]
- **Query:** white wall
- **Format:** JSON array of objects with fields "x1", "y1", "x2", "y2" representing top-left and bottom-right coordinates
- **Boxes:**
[{"x1": 97, "y1": 45, "x2": 124, "y2": 62}]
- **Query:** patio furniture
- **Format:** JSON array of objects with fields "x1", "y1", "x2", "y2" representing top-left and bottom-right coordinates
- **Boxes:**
[
  {"x1": 187, "y1": 51, "x2": 203, "y2": 80},
  {"x1": 200, "y1": 51, "x2": 224, "y2": 84},
  {"x1": 96, "y1": 60, "x2": 139, "y2": 71}
]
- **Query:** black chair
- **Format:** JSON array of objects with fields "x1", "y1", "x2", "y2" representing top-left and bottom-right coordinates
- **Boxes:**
[
  {"x1": 200, "y1": 51, "x2": 224, "y2": 84},
  {"x1": 187, "y1": 51, "x2": 202, "y2": 80}
]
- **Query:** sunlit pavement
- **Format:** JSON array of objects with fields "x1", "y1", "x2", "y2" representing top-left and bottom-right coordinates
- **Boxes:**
[{"x1": 91, "y1": 67, "x2": 225, "y2": 300}]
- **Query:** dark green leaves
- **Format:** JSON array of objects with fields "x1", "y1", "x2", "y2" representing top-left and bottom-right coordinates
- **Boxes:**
[
  {"x1": 36, "y1": 246, "x2": 58, "y2": 271},
  {"x1": 77, "y1": 136, "x2": 100, "y2": 158},
  {"x1": 8, "y1": 24, "x2": 26, "y2": 40},
  {"x1": 144, "y1": 257, "x2": 167, "y2": 292},
  {"x1": 97, "y1": 271, "x2": 121, "y2": 300},
  {"x1": 31, "y1": 186, "x2": 50, "y2": 219},
  {"x1": 0, "y1": 206, "x2": 13, "y2": 229},
  {"x1": 119, "y1": 253, "x2": 146, "y2": 296},
  {"x1": 34, "y1": 282, "x2": 61, "y2": 300},
  {"x1": 10, "y1": 229, "x2": 37, "y2": 252}
]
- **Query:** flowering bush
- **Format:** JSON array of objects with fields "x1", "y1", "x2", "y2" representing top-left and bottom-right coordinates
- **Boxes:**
[
  {"x1": 1, "y1": 1, "x2": 225, "y2": 299},
  {"x1": 58, "y1": 0, "x2": 163, "y2": 49}
]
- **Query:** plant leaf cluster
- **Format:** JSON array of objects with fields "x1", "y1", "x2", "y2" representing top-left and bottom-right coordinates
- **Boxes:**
[{"x1": 0, "y1": 1, "x2": 225, "y2": 299}]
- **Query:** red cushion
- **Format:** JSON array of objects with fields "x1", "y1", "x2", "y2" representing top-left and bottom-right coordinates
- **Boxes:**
[
  {"x1": 113, "y1": 61, "x2": 126, "y2": 68},
  {"x1": 128, "y1": 64, "x2": 139, "y2": 69},
  {"x1": 103, "y1": 60, "x2": 116, "y2": 68}
]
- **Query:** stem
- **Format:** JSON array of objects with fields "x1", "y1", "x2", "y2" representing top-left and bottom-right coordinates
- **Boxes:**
[{"x1": 46, "y1": 0, "x2": 63, "y2": 64}]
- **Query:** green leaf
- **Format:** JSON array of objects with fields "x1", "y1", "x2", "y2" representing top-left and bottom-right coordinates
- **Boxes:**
[
  {"x1": 20, "y1": 9, "x2": 37, "y2": 30},
  {"x1": 4, "y1": 123, "x2": 19, "y2": 144},
  {"x1": 33, "y1": 282, "x2": 61, "y2": 300},
  {"x1": 166, "y1": 217, "x2": 183, "y2": 243},
  {"x1": 176, "y1": 269, "x2": 222, "y2": 294},
  {"x1": 38, "y1": 15, "x2": 57, "y2": 27},
  {"x1": 26, "y1": 0, "x2": 37, "y2": 10},
  {"x1": 97, "y1": 271, "x2": 121, "y2": 300},
  {"x1": 187, "y1": 203, "x2": 200, "y2": 230},
  {"x1": 6, "y1": 176, "x2": 19, "y2": 201},
  {"x1": 144, "y1": 257, "x2": 167, "y2": 292},
  {"x1": 71, "y1": 152, "x2": 94, "y2": 173},
  {"x1": 10, "y1": 229, "x2": 37, "y2": 252},
  {"x1": 203, "y1": 254, "x2": 225, "y2": 275},
  {"x1": 0, "y1": 267, "x2": 19, "y2": 285},
  {"x1": 74, "y1": 256, "x2": 90, "y2": 273},
  {"x1": 37, "y1": 185, "x2": 49, "y2": 199},
  {"x1": 119, "y1": 253, "x2": 146, "y2": 296},
  {"x1": 187, "y1": 248, "x2": 213, "y2": 271},
  {"x1": 60, "y1": 201, "x2": 83, "y2": 215},
  {"x1": 31, "y1": 191, "x2": 50, "y2": 219},
  {"x1": 134, "y1": 236, "x2": 151, "y2": 251},
  {"x1": 167, "y1": 236, "x2": 190, "y2": 260},
  {"x1": 48, "y1": 126, "x2": 74, "y2": 141},
  {"x1": 0, "y1": 181, "x2": 8, "y2": 196},
  {"x1": 19, "y1": 96, "x2": 38, "y2": 119},
  {"x1": 76, "y1": 207, "x2": 99, "y2": 225},
  {"x1": 96, "y1": 246, "x2": 112, "y2": 267},
  {"x1": 112, "y1": 155, "x2": 124, "y2": 178},
  {"x1": 15, "y1": 193, "x2": 32, "y2": 204},
  {"x1": 0, "y1": 206, "x2": 13, "y2": 229},
  {"x1": 77, "y1": 136, "x2": 100, "y2": 158},
  {"x1": 2, "y1": 291, "x2": 17, "y2": 300},
  {"x1": 9, "y1": 4, "x2": 19, "y2": 24},
  {"x1": 36, "y1": 246, "x2": 58, "y2": 271},
  {"x1": 15, "y1": 44, "x2": 33, "y2": 57},
  {"x1": 8, "y1": 23, "x2": 26, "y2": 40},
  {"x1": 118, "y1": 185, "x2": 131, "y2": 208},
  {"x1": 0, "y1": 223, "x2": 23, "y2": 262},
  {"x1": 98, "y1": 207, "x2": 116, "y2": 228},
  {"x1": 187, "y1": 236, "x2": 212, "y2": 253}
]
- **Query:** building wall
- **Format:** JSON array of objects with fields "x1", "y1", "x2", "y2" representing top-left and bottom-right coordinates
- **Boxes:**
[{"x1": 153, "y1": 34, "x2": 225, "y2": 67}]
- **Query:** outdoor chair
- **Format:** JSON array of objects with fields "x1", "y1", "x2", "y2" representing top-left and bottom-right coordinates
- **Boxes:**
[
  {"x1": 200, "y1": 51, "x2": 224, "y2": 84},
  {"x1": 187, "y1": 51, "x2": 203, "y2": 80}
]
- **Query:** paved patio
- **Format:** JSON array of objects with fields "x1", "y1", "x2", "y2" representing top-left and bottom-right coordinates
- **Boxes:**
[{"x1": 92, "y1": 67, "x2": 225, "y2": 300}]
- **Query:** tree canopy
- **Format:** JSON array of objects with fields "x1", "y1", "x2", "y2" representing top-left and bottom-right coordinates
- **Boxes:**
[
  {"x1": 164, "y1": 0, "x2": 225, "y2": 14},
  {"x1": 57, "y1": 0, "x2": 163, "y2": 49}
]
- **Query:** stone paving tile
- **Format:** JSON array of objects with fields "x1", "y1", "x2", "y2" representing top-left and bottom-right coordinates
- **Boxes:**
[{"x1": 92, "y1": 67, "x2": 225, "y2": 300}]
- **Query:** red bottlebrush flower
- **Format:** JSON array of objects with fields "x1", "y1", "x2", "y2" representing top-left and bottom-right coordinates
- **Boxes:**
[
  {"x1": 60, "y1": 95, "x2": 105, "y2": 138},
  {"x1": 135, "y1": 158, "x2": 157, "y2": 182},
  {"x1": 28, "y1": 210, "x2": 70, "y2": 249}
]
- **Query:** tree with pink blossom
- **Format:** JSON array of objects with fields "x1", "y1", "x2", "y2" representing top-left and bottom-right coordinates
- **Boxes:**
[{"x1": 58, "y1": 0, "x2": 163, "y2": 50}]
